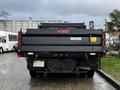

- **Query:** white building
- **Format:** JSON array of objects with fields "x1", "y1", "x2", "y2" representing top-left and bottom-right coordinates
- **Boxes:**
[{"x1": 0, "y1": 19, "x2": 63, "y2": 33}]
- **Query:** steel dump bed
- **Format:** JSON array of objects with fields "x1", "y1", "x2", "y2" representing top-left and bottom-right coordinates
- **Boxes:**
[{"x1": 19, "y1": 28, "x2": 105, "y2": 53}]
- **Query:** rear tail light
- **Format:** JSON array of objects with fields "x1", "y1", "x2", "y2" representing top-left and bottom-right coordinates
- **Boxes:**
[
  {"x1": 18, "y1": 31, "x2": 22, "y2": 47},
  {"x1": 102, "y1": 33, "x2": 105, "y2": 46},
  {"x1": 102, "y1": 33, "x2": 106, "y2": 56},
  {"x1": 17, "y1": 31, "x2": 23, "y2": 57}
]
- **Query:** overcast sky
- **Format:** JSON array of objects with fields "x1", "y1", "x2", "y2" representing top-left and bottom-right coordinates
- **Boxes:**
[{"x1": 0, "y1": 0, "x2": 120, "y2": 28}]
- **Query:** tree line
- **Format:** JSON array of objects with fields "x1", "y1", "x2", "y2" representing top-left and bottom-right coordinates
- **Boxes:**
[{"x1": 107, "y1": 9, "x2": 120, "y2": 32}]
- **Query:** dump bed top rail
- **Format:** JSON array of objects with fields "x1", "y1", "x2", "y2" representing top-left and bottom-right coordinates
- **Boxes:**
[
  {"x1": 39, "y1": 23, "x2": 86, "y2": 29},
  {"x1": 27, "y1": 29, "x2": 103, "y2": 35}
]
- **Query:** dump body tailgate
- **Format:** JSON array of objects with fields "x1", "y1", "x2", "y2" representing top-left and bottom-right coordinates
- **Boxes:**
[{"x1": 19, "y1": 28, "x2": 105, "y2": 53}]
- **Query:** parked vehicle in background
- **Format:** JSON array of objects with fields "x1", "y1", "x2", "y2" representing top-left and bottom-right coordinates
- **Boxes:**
[
  {"x1": 119, "y1": 35, "x2": 120, "y2": 54},
  {"x1": 14, "y1": 43, "x2": 18, "y2": 52},
  {"x1": 105, "y1": 33, "x2": 110, "y2": 51},
  {"x1": 0, "y1": 31, "x2": 18, "y2": 53}
]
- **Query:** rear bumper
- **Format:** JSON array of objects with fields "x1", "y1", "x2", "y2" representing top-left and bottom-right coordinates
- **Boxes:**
[
  {"x1": 30, "y1": 69, "x2": 92, "y2": 74},
  {"x1": 19, "y1": 46, "x2": 105, "y2": 52},
  {"x1": 18, "y1": 46, "x2": 106, "y2": 58}
]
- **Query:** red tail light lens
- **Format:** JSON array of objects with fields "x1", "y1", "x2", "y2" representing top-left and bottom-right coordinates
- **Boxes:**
[
  {"x1": 18, "y1": 32, "x2": 22, "y2": 47},
  {"x1": 57, "y1": 29, "x2": 70, "y2": 33},
  {"x1": 102, "y1": 33, "x2": 105, "y2": 46}
]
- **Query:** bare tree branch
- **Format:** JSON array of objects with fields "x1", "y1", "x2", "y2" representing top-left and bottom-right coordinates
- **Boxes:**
[{"x1": 0, "y1": 9, "x2": 10, "y2": 18}]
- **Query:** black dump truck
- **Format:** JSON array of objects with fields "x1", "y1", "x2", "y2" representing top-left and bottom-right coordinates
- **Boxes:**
[{"x1": 18, "y1": 23, "x2": 106, "y2": 78}]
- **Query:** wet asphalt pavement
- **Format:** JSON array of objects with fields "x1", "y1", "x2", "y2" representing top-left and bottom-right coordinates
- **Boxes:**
[{"x1": 0, "y1": 53, "x2": 116, "y2": 90}]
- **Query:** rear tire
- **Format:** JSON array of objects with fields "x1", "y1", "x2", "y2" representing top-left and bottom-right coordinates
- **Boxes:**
[
  {"x1": 80, "y1": 73, "x2": 86, "y2": 77},
  {"x1": 87, "y1": 70, "x2": 94, "y2": 78},
  {"x1": 29, "y1": 70, "x2": 37, "y2": 78},
  {"x1": 0, "y1": 48, "x2": 3, "y2": 54},
  {"x1": 13, "y1": 46, "x2": 17, "y2": 52},
  {"x1": 39, "y1": 73, "x2": 44, "y2": 77}
]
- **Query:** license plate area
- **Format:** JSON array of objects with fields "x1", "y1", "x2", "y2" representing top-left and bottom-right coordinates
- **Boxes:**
[{"x1": 33, "y1": 61, "x2": 45, "y2": 67}]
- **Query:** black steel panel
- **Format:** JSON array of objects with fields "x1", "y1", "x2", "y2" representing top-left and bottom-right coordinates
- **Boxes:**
[
  {"x1": 20, "y1": 46, "x2": 103, "y2": 52},
  {"x1": 22, "y1": 37, "x2": 101, "y2": 45},
  {"x1": 26, "y1": 29, "x2": 103, "y2": 35},
  {"x1": 39, "y1": 23, "x2": 86, "y2": 29}
]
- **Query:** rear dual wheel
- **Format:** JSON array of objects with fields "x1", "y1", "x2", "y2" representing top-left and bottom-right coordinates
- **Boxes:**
[
  {"x1": 80, "y1": 73, "x2": 86, "y2": 77},
  {"x1": 29, "y1": 70, "x2": 44, "y2": 78},
  {"x1": 87, "y1": 70, "x2": 94, "y2": 78},
  {"x1": 13, "y1": 46, "x2": 18, "y2": 52},
  {"x1": 80, "y1": 70, "x2": 94, "y2": 78},
  {"x1": 29, "y1": 70, "x2": 37, "y2": 78}
]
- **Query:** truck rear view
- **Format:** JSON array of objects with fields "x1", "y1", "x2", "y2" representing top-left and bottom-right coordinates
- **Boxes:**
[{"x1": 18, "y1": 23, "x2": 106, "y2": 78}]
